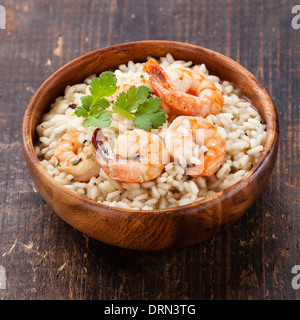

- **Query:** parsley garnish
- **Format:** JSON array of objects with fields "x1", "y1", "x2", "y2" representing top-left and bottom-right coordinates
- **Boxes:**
[
  {"x1": 133, "y1": 95, "x2": 166, "y2": 131},
  {"x1": 73, "y1": 71, "x2": 117, "y2": 128},
  {"x1": 72, "y1": 71, "x2": 166, "y2": 131}
]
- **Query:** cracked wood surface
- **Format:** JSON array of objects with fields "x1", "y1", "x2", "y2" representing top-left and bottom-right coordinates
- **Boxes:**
[{"x1": 0, "y1": 0, "x2": 299, "y2": 299}]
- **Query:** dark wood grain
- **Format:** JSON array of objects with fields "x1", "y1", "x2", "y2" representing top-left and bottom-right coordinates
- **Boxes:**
[{"x1": 0, "y1": 0, "x2": 299, "y2": 300}]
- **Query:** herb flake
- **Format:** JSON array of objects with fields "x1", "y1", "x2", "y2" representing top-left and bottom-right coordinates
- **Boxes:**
[
  {"x1": 86, "y1": 152, "x2": 95, "y2": 159},
  {"x1": 71, "y1": 158, "x2": 82, "y2": 166}
]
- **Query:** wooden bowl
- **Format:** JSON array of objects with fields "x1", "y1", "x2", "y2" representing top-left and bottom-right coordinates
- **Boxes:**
[{"x1": 22, "y1": 41, "x2": 279, "y2": 250}]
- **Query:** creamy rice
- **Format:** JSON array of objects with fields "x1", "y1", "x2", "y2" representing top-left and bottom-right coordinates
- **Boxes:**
[{"x1": 35, "y1": 54, "x2": 267, "y2": 210}]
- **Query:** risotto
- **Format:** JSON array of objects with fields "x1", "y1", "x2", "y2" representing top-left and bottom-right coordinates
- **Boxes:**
[{"x1": 35, "y1": 54, "x2": 266, "y2": 210}]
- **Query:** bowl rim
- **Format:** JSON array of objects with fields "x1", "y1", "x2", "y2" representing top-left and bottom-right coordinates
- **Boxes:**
[{"x1": 22, "y1": 40, "x2": 279, "y2": 215}]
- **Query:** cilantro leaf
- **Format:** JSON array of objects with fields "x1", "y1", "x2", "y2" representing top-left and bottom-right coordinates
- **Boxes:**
[
  {"x1": 134, "y1": 95, "x2": 162, "y2": 114},
  {"x1": 72, "y1": 70, "x2": 166, "y2": 131},
  {"x1": 133, "y1": 96, "x2": 166, "y2": 131},
  {"x1": 74, "y1": 98, "x2": 110, "y2": 123},
  {"x1": 73, "y1": 71, "x2": 116, "y2": 128},
  {"x1": 111, "y1": 105, "x2": 134, "y2": 120},
  {"x1": 76, "y1": 71, "x2": 117, "y2": 114},
  {"x1": 90, "y1": 99, "x2": 110, "y2": 116},
  {"x1": 112, "y1": 85, "x2": 149, "y2": 112},
  {"x1": 80, "y1": 95, "x2": 93, "y2": 111},
  {"x1": 73, "y1": 105, "x2": 89, "y2": 118},
  {"x1": 89, "y1": 72, "x2": 117, "y2": 105},
  {"x1": 82, "y1": 110, "x2": 112, "y2": 128}
]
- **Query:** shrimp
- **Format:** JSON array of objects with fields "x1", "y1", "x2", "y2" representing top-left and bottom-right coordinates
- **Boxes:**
[
  {"x1": 143, "y1": 59, "x2": 223, "y2": 118},
  {"x1": 92, "y1": 128, "x2": 169, "y2": 183},
  {"x1": 54, "y1": 130, "x2": 101, "y2": 181},
  {"x1": 165, "y1": 116, "x2": 226, "y2": 177}
]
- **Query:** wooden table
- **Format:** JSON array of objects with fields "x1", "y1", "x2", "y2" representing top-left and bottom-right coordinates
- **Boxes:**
[{"x1": 0, "y1": 0, "x2": 299, "y2": 300}]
